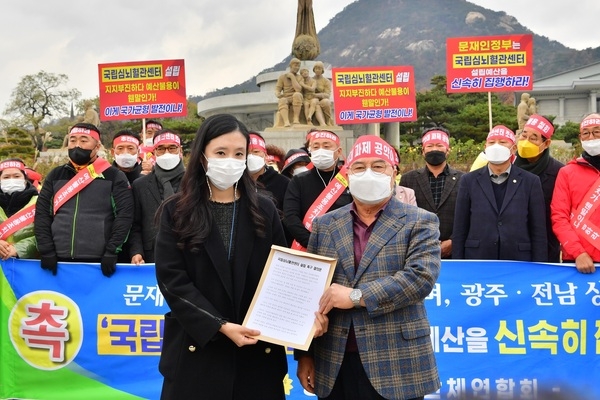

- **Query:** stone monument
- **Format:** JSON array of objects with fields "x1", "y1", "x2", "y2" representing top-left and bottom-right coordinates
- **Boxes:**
[
  {"x1": 266, "y1": 0, "x2": 345, "y2": 137},
  {"x1": 196, "y1": 0, "x2": 354, "y2": 153},
  {"x1": 80, "y1": 100, "x2": 100, "y2": 128},
  {"x1": 272, "y1": 59, "x2": 336, "y2": 128},
  {"x1": 517, "y1": 93, "x2": 531, "y2": 133},
  {"x1": 528, "y1": 97, "x2": 537, "y2": 117},
  {"x1": 275, "y1": 58, "x2": 304, "y2": 127},
  {"x1": 293, "y1": 0, "x2": 320, "y2": 60},
  {"x1": 312, "y1": 61, "x2": 333, "y2": 126}
]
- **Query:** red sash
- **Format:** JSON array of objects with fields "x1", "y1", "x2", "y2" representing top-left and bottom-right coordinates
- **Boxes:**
[
  {"x1": 53, "y1": 158, "x2": 111, "y2": 214},
  {"x1": 291, "y1": 166, "x2": 349, "y2": 251},
  {"x1": 570, "y1": 176, "x2": 600, "y2": 252},
  {"x1": 0, "y1": 203, "x2": 36, "y2": 240}
]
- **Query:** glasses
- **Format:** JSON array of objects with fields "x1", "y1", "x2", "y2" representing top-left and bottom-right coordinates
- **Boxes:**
[
  {"x1": 349, "y1": 161, "x2": 391, "y2": 176},
  {"x1": 154, "y1": 145, "x2": 179, "y2": 155},
  {"x1": 580, "y1": 129, "x2": 600, "y2": 140}
]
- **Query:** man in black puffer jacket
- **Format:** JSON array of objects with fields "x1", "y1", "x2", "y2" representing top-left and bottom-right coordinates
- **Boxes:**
[{"x1": 35, "y1": 123, "x2": 134, "y2": 277}]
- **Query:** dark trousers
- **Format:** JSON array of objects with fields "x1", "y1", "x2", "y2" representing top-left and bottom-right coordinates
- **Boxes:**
[{"x1": 319, "y1": 352, "x2": 424, "y2": 400}]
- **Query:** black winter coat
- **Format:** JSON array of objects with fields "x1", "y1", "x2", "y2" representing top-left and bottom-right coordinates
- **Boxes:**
[
  {"x1": 155, "y1": 193, "x2": 288, "y2": 400},
  {"x1": 34, "y1": 162, "x2": 133, "y2": 260}
]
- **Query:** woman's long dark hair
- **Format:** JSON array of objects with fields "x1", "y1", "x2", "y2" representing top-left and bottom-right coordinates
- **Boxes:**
[{"x1": 167, "y1": 114, "x2": 267, "y2": 251}]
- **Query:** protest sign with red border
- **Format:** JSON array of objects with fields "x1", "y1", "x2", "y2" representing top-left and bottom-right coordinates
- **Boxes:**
[
  {"x1": 332, "y1": 66, "x2": 416, "y2": 125},
  {"x1": 98, "y1": 59, "x2": 187, "y2": 121},
  {"x1": 446, "y1": 34, "x2": 533, "y2": 93}
]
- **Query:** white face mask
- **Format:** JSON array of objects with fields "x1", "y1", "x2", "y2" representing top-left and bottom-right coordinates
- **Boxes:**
[
  {"x1": 348, "y1": 169, "x2": 393, "y2": 205},
  {"x1": 310, "y1": 148, "x2": 337, "y2": 170},
  {"x1": 1, "y1": 178, "x2": 26, "y2": 195},
  {"x1": 155, "y1": 153, "x2": 181, "y2": 170},
  {"x1": 114, "y1": 153, "x2": 138, "y2": 169},
  {"x1": 205, "y1": 157, "x2": 247, "y2": 191},
  {"x1": 246, "y1": 154, "x2": 266, "y2": 173},
  {"x1": 582, "y1": 138, "x2": 600, "y2": 156},
  {"x1": 292, "y1": 166, "x2": 309, "y2": 176},
  {"x1": 485, "y1": 143, "x2": 512, "y2": 165}
]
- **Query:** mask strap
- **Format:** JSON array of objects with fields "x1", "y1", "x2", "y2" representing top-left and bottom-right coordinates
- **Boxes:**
[{"x1": 228, "y1": 181, "x2": 239, "y2": 261}]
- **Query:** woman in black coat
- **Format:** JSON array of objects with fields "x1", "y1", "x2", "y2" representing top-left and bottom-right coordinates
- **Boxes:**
[{"x1": 155, "y1": 114, "x2": 288, "y2": 399}]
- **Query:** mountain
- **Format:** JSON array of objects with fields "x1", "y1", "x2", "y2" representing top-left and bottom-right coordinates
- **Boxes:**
[{"x1": 194, "y1": 0, "x2": 600, "y2": 102}]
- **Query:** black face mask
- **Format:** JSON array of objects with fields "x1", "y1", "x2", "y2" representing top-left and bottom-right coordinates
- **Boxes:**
[
  {"x1": 69, "y1": 147, "x2": 94, "y2": 165},
  {"x1": 424, "y1": 150, "x2": 447, "y2": 166}
]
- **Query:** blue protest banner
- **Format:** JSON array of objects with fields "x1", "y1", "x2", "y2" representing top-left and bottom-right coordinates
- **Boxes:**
[
  {"x1": 1, "y1": 259, "x2": 598, "y2": 399},
  {"x1": 425, "y1": 260, "x2": 599, "y2": 399}
]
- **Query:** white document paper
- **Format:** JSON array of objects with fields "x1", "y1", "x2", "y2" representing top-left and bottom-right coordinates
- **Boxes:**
[{"x1": 243, "y1": 245, "x2": 336, "y2": 350}]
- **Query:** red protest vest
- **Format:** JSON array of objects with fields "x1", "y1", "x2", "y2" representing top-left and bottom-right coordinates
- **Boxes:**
[
  {"x1": 53, "y1": 158, "x2": 112, "y2": 214},
  {"x1": 291, "y1": 165, "x2": 349, "y2": 251}
]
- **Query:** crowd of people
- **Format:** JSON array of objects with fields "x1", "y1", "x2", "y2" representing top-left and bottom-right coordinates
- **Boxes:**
[{"x1": 2, "y1": 111, "x2": 598, "y2": 399}]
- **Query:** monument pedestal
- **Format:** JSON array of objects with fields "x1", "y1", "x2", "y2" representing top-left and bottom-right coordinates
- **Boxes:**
[{"x1": 262, "y1": 125, "x2": 355, "y2": 154}]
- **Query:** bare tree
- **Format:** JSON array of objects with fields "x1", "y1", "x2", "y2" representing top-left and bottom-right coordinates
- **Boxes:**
[{"x1": 3, "y1": 71, "x2": 80, "y2": 153}]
